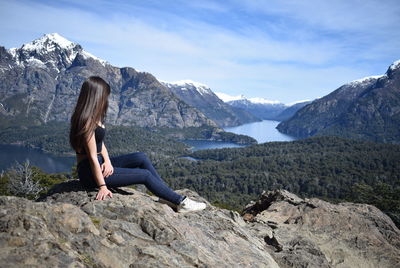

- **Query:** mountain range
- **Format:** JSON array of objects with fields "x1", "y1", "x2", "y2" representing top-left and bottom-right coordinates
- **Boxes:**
[
  {"x1": 2, "y1": 33, "x2": 399, "y2": 144},
  {"x1": 277, "y1": 60, "x2": 400, "y2": 143},
  {"x1": 0, "y1": 33, "x2": 219, "y2": 129},
  {"x1": 216, "y1": 93, "x2": 311, "y2": 121},
  {"x1": 161, "y1": 80, "x2": 260, "y2": 127},
  {"x1": 0, "y1": 33, "x2": 273, "y2": 131}
]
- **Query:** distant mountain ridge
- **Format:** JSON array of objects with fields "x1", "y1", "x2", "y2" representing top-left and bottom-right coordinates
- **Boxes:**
[
  {"x1": 216, "y1": 93, "x2": 311, "y2": 121},
  {"x1": 0, "y1": 33, "x2": 216, "y2": 129},
  {"x1": 277, "y1": 59, "x2": 400, "y2": 143},
  {"x1": 162, "y1": 80, "x2": 260, "y2": 127},
  {"x1": 274, "y1": 100, "x2": 312, "y2": 121}
]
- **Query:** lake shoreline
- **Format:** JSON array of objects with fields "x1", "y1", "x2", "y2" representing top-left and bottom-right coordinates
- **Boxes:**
[{"x1": 0, "y1": 120, "x2": 297, "y2": 173}]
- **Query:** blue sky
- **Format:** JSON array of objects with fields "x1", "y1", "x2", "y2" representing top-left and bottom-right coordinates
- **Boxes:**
[{"x1": 0, "y1": 0, "x2": 399, "y2": 104}]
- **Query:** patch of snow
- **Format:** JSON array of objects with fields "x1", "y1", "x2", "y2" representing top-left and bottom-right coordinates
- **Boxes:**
[
  {"x1": 286, "y1": 99, "x2": 311, "y2": 106},
  {"x1": 161, "y1": 79, "x2": 212, "y2": 96},
  {"x1": 9, "y1": 33, "x2": 108, "y2": 67},
  {"x1": 248, "y1": 97, "x2": 282, "y2": 105},
  {"x1": 389, "y1": 59, "x2": 400, "y2": 71},
  {"x1": 81, "y1": 50, "x2": 108, "y2": 67},
  {"x1": 215, "y1": 92, "x2": 245, "y2": 102},
  {"x1": 26, "y1": 58, "x2": 46, "y2": 68},
  {"x1": 197, "y1": 87, "x2": 211, "y2": 96},
  {"x1": 344, "y1": 59, "x2": 400, "y2": 87},
  {"x1": 42, "y1": 59, "x2": 61, "y2": 72},
  {"x1": 216, "y1": 92, "x2": 282, "y2": 104},
  {"x1": 9, "y1": 48, "x2": 18, "y2": 58},
  {"x1": 68, "y1": 51, "x2": 78, "y2": 63},
  {"x1": 22, "y1": 33, "x2": 76, "y2": 52},
  {"x1": 8, "y1": 47, "x2": 23, "y2": 66},
  {"x1": 167, "y1": 79, "x2": 209, "y2": 89},
  {"x1": 348, "y1": 75, "x2": 385, "y2": 85}
]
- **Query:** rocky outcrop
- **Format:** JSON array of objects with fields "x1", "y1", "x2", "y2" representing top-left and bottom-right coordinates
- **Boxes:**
[
  {"x1": 0, "y1": 33, "x2": 216, "y2": 129},
  {"x1": 1, "y1": 181, "x2": 278, "y2": 267},
  {"x1": 277, "y1": 60, "x2": 400, "y2": 143},
  {"x1": 242, "y1": 190, "x2": 400, "y2": 268},
  {"x1": 1, "y1": 182, "x2": 399, "y2": 267}
]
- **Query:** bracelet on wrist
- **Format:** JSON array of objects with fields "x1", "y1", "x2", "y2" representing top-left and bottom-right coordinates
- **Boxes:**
[{"x1": 98, "y1": 184, "x2": 107, "y2": 188}]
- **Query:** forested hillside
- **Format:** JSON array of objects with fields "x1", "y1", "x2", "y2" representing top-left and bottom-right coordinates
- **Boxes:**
[
  {"x1": 0, "y1": 121, "x2": 190, "y2": 158},
  {"x1": 277, "y1": 60, "x2": 400, "y2": 143},
  {"x1": 155, "y1": 136, "x2": 400, "y2": 226}
]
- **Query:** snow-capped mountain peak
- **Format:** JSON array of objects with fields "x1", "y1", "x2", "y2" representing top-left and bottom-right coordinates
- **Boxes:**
[
  {"x1": 8, "y1": 33, "x2": 108, "y2": 69},
  {"x1": 216, "y1": 92, "x2": 282, "y2": 105},
  {"x1": 167, "y1": 79, "x2": 209, "y2": 88},
  {"x1": 21, "y1": 33, "x2": 76, "y2": 52},
  {"x1": 161, "y1": 79, "x2": 213, "y2": 96},
  {"x1": 348, "y1": 75, "x2": 386, "y2": 86},
  {"x1": 215, "y1": 92, "x2": 245, "y2": 102},
  {"x1": 389, "y1": 59, "x2": 400, "y2": 71},
  {"x1": 247, "y1": 97, "x2": 281, "y2": 105},
  {"x1": 346, "y1": 59, "x2": 400, "y2": 87}
]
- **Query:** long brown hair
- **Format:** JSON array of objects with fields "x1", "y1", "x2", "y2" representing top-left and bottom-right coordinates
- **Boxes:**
[{"x1": 69, "y1": 76, "x2": 110, "y2": 153}]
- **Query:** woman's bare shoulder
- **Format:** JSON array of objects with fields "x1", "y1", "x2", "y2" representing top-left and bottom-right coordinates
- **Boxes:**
[{"x1": 97, "y1": 122, "x2": 105, "y2": 128}]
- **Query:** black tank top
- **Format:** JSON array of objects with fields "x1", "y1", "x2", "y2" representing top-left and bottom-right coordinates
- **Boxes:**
[{"x1": 76, "y1": 125, "x2": 106, "y2": 155}]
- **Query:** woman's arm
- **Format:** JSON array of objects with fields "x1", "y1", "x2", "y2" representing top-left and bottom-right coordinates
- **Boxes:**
[
  {"x1": 100, "y1": 141, "x2": 114, "y2": 178},
  {"x1": 83, "y1": 131, "x2": 107, "y2": 187},
  {"x1": 101, "y1": 141, "x2": 111, "y2": 164},
  {"x1": 83, "y1": 131, "x2": 112, "y2": 200}
]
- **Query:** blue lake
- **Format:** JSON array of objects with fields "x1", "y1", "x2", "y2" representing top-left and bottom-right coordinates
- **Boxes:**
[
  {"x1": 0, "y1": 120, "x2": 296, "y2": 173},
  {"x1": 180, "y1": 140, "x2": 246, "y2": 151},
  {"x1": 0, "y1": 143, "x2": 75, "y2": 174},
  {"x1": 224, "y1": 120, "x2": 295, "y2": 144}
]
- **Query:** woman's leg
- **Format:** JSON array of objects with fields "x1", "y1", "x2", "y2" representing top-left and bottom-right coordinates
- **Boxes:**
[
  {"x1": 78, "y1": 154, "x2": 206, "y2": 211},
  {"x1": 104, "y1": 166, "x2": 184, "y2": 205},
  {"x1": 109, "y1": 152, "x2": 163, "y2": 182},
  {"x1": 78, "y1": 153, "x2": 185, "y2": 205},
  {"x1": 102, "y1": 153, "x2": 184, "y2": 205}
]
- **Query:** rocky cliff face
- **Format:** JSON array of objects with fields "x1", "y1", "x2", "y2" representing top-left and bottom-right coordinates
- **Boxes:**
[
  {"x1": 1, "y1": 182, "x2": 399, "y2": 267},
  {"x1": 277, "y1": 60, "x2": 400, "y2": 143},
  {"x1": 1, "y1": 182, "x2": 279, "y2": 268},
  {"x1": 162, "y1": 80, "x2": 260, "y2": 127},
  {"x1": 0, "y1": 33, "x2": 216, "y2": 129}
]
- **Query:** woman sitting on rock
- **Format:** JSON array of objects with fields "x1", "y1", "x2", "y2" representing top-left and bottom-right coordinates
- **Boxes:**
[{"x1": 69, "y1": 76, "x2": 206, "y2": 213}]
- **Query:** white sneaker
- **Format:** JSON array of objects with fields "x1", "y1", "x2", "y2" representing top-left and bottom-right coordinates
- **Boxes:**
[{"x1": 177, "y1": 196, "x2": 206, "y2": 213}]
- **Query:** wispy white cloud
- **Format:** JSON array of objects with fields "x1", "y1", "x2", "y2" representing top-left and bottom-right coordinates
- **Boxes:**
[
  {"x1": 0, "y1": 0, "x2": 398, "y2": 103},
  {"x1": 234, "y1": 0, "x2": 400, "y2": 33},
  {"x1": 233, "y1": 0, "x2": 400, "y2": 60}
]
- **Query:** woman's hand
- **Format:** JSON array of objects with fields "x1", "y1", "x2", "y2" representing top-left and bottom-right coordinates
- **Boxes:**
[
  {"x1": 101, "y1": 160, "x2": 114, "y2": 178},
  {"x1": 96, "y1": 186, "x2": 113, "y2": 200}
]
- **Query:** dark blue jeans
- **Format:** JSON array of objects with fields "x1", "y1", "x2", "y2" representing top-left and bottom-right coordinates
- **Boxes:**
[{"x1": 77, "y1": 152, "x2": 184, "y2": 205}]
